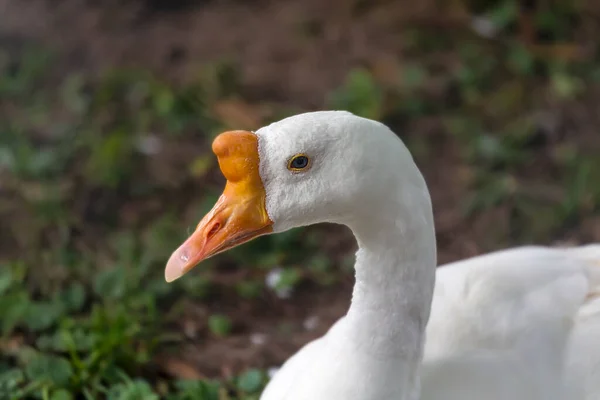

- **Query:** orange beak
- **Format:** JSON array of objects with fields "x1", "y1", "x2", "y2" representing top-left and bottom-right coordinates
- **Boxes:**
[{"x1": 165, "y1": 131, "x2": 273, "y2": 282}]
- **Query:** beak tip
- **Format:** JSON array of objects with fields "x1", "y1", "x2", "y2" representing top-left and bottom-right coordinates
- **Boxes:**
[
  {"x1": 164, "y1": 271, "x2": 180, "y2": 283},
  {"x1": 165, "y1": 250, "x2": 186, "y2": 283}
]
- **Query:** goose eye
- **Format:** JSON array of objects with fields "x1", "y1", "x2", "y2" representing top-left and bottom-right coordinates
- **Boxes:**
[{"x1": 287, "y1": 154, "x2": 310, "y2": 171}]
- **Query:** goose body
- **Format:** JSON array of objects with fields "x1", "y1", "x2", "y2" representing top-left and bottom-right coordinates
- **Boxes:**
[
  {"x1": 424, "y1": 245, "x2": 600, "y2": 400},
  {"x1": 261, "y1": 245, "x2": 600, "y2": 400},
  {"x1": 165, "y1": 111, "x2": 600, "y2": 400}
]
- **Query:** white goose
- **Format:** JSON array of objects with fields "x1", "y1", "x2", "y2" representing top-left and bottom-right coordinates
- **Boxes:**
[{"x1": 165, "y1": 111, "x2": 600, "y2": 400}]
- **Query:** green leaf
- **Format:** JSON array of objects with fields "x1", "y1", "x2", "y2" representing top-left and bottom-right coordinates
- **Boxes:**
[
  {"x1": 60, "y1": 283, "x2": 86, "y2": 312},
  {"x1": 28, "y1": 148, "x2": 62, "y2": 178},
  {"x1": 94, "y1": 268, "x2": 126, "y2": 300},
  {"x1": 0, "y1": 291, "x2": 30, "y2": 335},
  {"x1": 61, "y1": 74, "x2": 89, "y2": 115},
  {"x1": 237, "y1": 369, "x2": 264, "y2": 393},
  {"x1": 179, "y1": 275, "x2": 212, "y2": 299},
  {"x1": 235, "y1": 280, "x2": 263, "y2": 299},
  {"x1": 111, "y1": 231, "x2": 138, "y2": 266},
  {"x1": 106, "y1": 379, "x2": 159, "y2": 400},
  {"x1": 0, "y1": 269, "x2": 13, "y2": 296},
  {"x1": 172, "y1": 380, "x2": 221, "y2": 400},
  {"x1": 85, "y1": 130, "x2": 134, "y2": 187},
  {"x1": 487, "y1": 0, "x2": 518, "y2": 30},
  {"x1": 188, "y1": 155, "x2": 214, "y2": 178},
  {"x1": 507, "y1": 44, "x2": 534, "y2": 76},
  {"x1": 25, "y1": 354, "x2": 73, "y2": 387},
  {"x1": 551, "y1": 72, "x2": 583, "y2": 99},
  {"x1": 402, "y1": 64, "x2": 427, "y2": 90},
  {"x1": 0, "y1": 368, "x2": 25, "y2": 395},
  {"x1": 275, "y1": 268, "x2": 300, "y2": 291},
  {"x1": 36, "y1": 327, "x2": 95, "y2": 353},
  {"x1": 0, "y1": 146, "x2": 16, "y2": 171},
  {"x1": 51, "y1": 388, "x2": 74, "y2": 400},
  {"x1": 308, "y1": 254, "x2": 332, "y2": 273},
  {"x1": 328, "y1": 68, "x2": 383, "y2": 120},
  {"x1": 207, "y1": 314, "x2": 232, "y2": 338},
  {"x1": 152, "y1": 85, "x2": 175, "y2": 117},
  {"x1": 24, "y1": 301, "x2": 64, "y2": 332}
]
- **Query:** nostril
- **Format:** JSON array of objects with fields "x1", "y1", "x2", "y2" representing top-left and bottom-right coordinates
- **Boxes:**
[
  {"x1": 207, "y1": 221, "x2": 221, "y2": 239},
  {"x1": 180, "y1": 250, "x2": 190, "y2": 263}
]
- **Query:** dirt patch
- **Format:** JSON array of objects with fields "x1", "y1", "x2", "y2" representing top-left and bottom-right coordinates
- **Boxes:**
[{"x1": 0, "y1": 0, "x2": 458, "y2": 106}]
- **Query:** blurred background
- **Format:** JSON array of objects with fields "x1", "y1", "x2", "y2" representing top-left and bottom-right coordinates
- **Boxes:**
[{"x1": 1, "y1": 0, "x2": 599, "y2": 398}]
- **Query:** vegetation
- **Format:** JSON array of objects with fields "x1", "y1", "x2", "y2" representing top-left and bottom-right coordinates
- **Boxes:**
[{"x1": 1, "y1": 0, "x2": 599, "y2": 398}]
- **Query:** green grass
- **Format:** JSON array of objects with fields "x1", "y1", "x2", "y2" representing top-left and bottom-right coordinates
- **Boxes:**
[
  {"x1": 1, "y1": 1, "x2": 600, "y2": 398},
  {"x1": 0, "y1": 45, "x2": 327, "y2": 399}
]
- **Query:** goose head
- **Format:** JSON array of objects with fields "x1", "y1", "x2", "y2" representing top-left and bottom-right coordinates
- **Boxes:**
[{"x1": 165, "y1": 110, "x2": 432, "y2": 282}]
